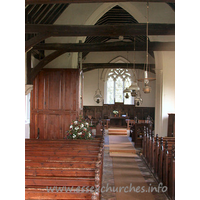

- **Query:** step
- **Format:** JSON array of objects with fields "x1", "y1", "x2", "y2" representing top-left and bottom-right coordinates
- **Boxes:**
[
  {"x1": 109, "y1": 149, "x2": 136, "y2": 154},
  {"x1": 108, "y1": 129, "x2": 127, "y2": 135},
  {"x1": 109, "y1": 129, "x2": 127, "y2": 132},
  {"x1": 108, "y1": 130, "x2": 127, "y2": 133}
]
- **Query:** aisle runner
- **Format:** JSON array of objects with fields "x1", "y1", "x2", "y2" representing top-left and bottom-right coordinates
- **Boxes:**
[
  {"x1": 108, "y1": 135, "x2": 136, "y2": 157},
  {"x1": 108, "y1": 135, "x2": 155, "y2": 200}
]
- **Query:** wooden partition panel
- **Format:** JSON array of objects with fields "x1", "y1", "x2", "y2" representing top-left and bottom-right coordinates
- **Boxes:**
[
  {"x1": 30, "y1": 69, "x2": 81, "y2": 139},
  {"x1": 83, "y1": 104, "x2": 155, "y2": 121}
]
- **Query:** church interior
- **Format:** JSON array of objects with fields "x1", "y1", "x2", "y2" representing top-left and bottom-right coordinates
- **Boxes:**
[
  {"x1": 0, "y1": 0, "x2": 196, "y2": 200},
  {"x1": 0, "y1": 0, "x2": 197, "y2": 200},
  {"x1": 1, "y1": 0, "x2": 197, "y2": 199}
]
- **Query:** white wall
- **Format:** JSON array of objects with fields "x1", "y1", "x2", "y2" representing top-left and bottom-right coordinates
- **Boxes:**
[
  {"x1": 154, "y1": 51, "x2": 175, "y2": 136},
  {"x1": 83, "y1": 69, "x2": 104, "y2": 106},
  {"x1": 162, "y1": 51, "x2": 175, "y2": 136},
  {"x1": 138, "y1": 77, "x2": 155, "y2": 107}
]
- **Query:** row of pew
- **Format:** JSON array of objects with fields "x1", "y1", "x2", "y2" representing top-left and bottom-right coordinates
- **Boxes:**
[
  {"x1": 142, "y1": 133, "x2": 175, "y2": 200},
  {"x1": 25, "y1": 136, "x2": 104, "y2": 200}
]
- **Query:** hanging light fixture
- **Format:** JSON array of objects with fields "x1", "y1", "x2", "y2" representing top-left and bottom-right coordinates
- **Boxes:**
[
  {"x1": 123, "y1": 37, "x2": 140, "y2": 98},
  {"x1": 134, "y1": 91, "x2": 143, "y2": 106},
  {"x1": 129, "y1": 81, "x2": 140, "y2": 97},
  {"x1": 144, "y1": 2, "x2": 150, "y2": 93},
  {"x1": 94, "y1": 69, "x2": 103, "y2": 104},
  {"x1": 138, "y1": 2, "x2": 155, "y2": 93},
  {"x1": 124, "y1": 87, "x2": 130, "y2": 99},
  {"x1": 123, "y1": 52, "x2": 131, "y2": 99}
]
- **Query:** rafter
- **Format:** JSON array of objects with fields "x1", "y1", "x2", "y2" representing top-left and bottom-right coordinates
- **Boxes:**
[
  {"x1": 26, "y1": 0, "x2": 175, "y2": 4},
  {"x1": 33, "y1": 41, "x2": 175, "y2": 52},
  {"x1": 26, "y1": 24, "x2": 175, "y2": 36},
  {"x1": 25, "y1": 24, "x2": 174, "y2": 52},
  {"x1": 25, "y1": 33, "x2": 51, "y2": 52}
]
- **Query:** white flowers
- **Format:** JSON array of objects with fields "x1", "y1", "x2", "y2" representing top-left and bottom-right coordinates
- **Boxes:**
[
  {"x1": 78, "y1": 132, "x2": 82, "y2": 136},
  {"x1": 66, "y1": 117, "x2": 92, "y2": 140}
]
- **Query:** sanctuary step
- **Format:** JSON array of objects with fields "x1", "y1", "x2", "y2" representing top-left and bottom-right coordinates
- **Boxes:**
[{"x1": 108, "y1": 128, "x2": 127, "y2": 135}]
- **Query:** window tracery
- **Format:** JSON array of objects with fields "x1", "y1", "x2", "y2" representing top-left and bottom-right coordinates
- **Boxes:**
[{"x1": 106, "y1": 68, "x2": 133, "y2": 104}]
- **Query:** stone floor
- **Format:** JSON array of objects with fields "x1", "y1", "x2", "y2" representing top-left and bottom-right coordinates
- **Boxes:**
[{"x1": 101, "y1": 135, "x2": 169, "y2": 200}]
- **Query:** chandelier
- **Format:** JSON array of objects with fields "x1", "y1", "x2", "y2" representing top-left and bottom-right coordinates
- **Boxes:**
[{"x1": 94, "y1": 69, "x2": 103, "y2": 104}]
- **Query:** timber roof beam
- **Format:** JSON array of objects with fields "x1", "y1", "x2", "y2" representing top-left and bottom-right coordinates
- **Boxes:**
[
  {"x1": 33, "y1": 41, "x2": 175, "y2": 52},
  {"x1": 26, "y1": 24, "x2": 175, "y2": 36},
  {"x1": 26, "y1": 0, "x2": 175, "y2": 4}
]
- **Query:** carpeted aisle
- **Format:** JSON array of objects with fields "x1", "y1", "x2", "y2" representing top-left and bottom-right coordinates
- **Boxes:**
[{"x1": 108, "y1": 135, "x2": 155, "y2": 200}]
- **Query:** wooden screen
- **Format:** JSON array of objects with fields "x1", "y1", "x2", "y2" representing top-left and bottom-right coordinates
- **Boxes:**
[{"x1": 30, "y1": 69, "x2": 82, "y2": 139}]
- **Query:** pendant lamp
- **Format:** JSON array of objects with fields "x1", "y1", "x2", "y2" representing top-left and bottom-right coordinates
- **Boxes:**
[
  {"x1": 94, "y1": 69, "x2": 103, "y2": 104},
  {"x1": 123, "y1": 37, "x2": 140, "y2": 97},
  {"x1": 134, "y1": 91, "x2": 143, "y2": 106},
  {"x1": 138, "y1": 2, "x2": 155, "y2": 93}
]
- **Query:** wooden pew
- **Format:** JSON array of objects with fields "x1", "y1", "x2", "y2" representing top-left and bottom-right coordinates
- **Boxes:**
[
  {"x1": 169, "y1": 146, "x2": 175, "y2": 200},
  {"x1": 143, "y1": 134, "x2": 175, "y2": 174},
  {"x1": 142, "y1": 134, "x2": 175, "y2": 200},
  {"x1": 163, "y1": 144, "x2": 175, "y2": 200},
  {"x1": 25, "y1": 137, "x2": 104, "y2": 200},
  {"x1": 157, "y1": 138, "x2": 175, "y2": 181}
]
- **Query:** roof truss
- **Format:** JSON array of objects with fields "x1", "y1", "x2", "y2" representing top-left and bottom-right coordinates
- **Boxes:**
[
  {"x1": 26, "y1": 0, "x2": 175, "y2": 4},
  {"x1": 33, "y1": 41, "x2": 175, "y2": 52}
]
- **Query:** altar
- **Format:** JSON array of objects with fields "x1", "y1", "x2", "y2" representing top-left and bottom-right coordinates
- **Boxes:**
[{"x1": 110, "y1": 117, "x2": 128, "y2": 127}]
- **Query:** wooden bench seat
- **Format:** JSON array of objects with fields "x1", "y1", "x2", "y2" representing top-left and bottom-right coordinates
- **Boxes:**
[
  {"x1": 26, "y1": 168, "x2": 96, "y2": 177},
  {"x1": 25, "y1": 145, "x2": 101, "y2": 150},
  {"x1": 26, "y1": 176, "x2": 95, "y2": 186},
  {"x1": 25, "y1": 189, "x2": 95, "y2": 200},
  {"x1": 25, "y1": 150, "x2": 101, "y2": 156},
  {"x1": 26, "y1": 160, "x2": 97, "y2": 168},
  {"x1": 25, "y1": 138, "x2": 104, "y2": 200},
  {"x1": 25, "y1": 138, "x2": 103, "y2": 143},
  {"x1": 25, "y1": 155, "x2": 98, "y2": 162}
]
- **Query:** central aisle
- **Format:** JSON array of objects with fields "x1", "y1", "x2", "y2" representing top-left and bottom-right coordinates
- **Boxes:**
[{"x1": 108, "y1": 135, "x2": 155, "y2": 200}]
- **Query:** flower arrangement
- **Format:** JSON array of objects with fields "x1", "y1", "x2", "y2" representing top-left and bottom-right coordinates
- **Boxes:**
[
  {"x1": 113, "y1": 110, "x2": 119, "y2": 115},
  {"x1": 65, "y1": 117, "x2": 92, "y2": 140}
]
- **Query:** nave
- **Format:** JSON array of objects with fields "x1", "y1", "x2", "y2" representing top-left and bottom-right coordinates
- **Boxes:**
[{"x1": 25, "y1": 127, "x2": 175, "y2": 200}]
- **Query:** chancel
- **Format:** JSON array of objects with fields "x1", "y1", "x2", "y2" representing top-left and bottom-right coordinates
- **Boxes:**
[{"x1": 25, "y1": 1, "x2": 175, "y2": 200}]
